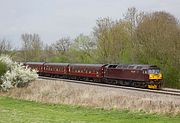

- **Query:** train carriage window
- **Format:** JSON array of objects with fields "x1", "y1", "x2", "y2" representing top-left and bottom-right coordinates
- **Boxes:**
[
  {"x1": 137, "y1": 66, "x2": 142, "y2": 69},
  {"x1": 122, "y1": 65, "x2": 128, "y2": 69},
  {"x1": 128, "y1": 66, "x2": 134, "y2": 69}
]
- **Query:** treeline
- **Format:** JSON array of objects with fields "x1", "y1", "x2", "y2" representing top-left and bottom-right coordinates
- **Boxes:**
[{"x1": 0, "y1": 8, "x2": 179, "y2": 88}]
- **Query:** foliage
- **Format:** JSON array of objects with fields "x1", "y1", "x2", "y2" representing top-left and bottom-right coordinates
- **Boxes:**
[
  {"x1": 0, "y1": 62, "x2": 7, "y2": 76},
  {"x1": 135, "y1": 11, "x2": 180, "y2": 88},
  {"x1": 93, "y1": 18, "x2": 132, "y2": 63},
  {"x1": 68, "y1": 34, "x2": 96, "y2": 63},
  {"x1": 0, "y1": 55, "x2": 38, "y2": 91},
  {"x1": 0, "y1": 61, "x2": 7, "y2": 85}
]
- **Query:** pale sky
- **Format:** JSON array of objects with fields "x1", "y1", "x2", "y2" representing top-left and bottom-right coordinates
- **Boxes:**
[{"x1": 0, "y1": 0, "x2": 180, "y2": 48}]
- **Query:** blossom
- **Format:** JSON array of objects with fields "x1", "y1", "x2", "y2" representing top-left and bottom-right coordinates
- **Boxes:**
[{"x1": 0, "y1": 55, "x2": 38, "y2": 91}]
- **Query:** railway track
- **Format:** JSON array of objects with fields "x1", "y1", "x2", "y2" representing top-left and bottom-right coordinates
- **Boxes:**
[{"x1": 38, "y1": 76, "x2": 180, "y2": 96}]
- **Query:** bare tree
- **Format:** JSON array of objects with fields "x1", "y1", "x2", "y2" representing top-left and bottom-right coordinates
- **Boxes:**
[
  {"x1": 73, "y1": 34, "x2": 96, "y2": 56},
  {"x1": 52, "y1": 37, "x2": 71, "y2": 55},
  {"x1": 21, "y1": 33, "x2": 43, "y2": 61},
  {"x1": 42, "y1": 44, "x2": 56, "y2": 61},
  {"x1": 0, "y1": 39, "x2": 12, "y2": 54}
]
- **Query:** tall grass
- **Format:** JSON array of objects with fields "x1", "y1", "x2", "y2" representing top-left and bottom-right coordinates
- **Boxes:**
[{"x1": 1, "y1": 80, "x2": 180, "y2": 115}]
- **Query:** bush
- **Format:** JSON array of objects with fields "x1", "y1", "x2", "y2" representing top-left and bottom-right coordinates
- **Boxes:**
[
  {"x1": 0, "y1": 61, "x2": 7, "y2": 77},
  {"x1": 0, "y1": 61, "x2": 7, "y2": 85},
  {"x1": 0, "y1": 55, "x2": 38, "y2": 91}
]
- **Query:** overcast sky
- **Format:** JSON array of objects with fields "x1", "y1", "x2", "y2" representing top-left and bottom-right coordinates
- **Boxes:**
[{"x1": 0, "y1": 0, "x2": 180, "y2": 48}]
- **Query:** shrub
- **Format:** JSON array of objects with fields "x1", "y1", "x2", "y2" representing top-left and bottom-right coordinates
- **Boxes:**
[
  {"x1": 0, "y1": 61, "x2": 7, "y2": 85},
  {"x1": 0, "y1": 55, "x2": 38, "y2": 91},
  {"x1": 0, "y1": 61, "x2": 7, "y2": 77}
]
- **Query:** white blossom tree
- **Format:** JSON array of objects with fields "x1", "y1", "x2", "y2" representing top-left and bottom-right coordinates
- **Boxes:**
[{"x1": 0, "y1": 55, "x2": 38, "y2": 91}]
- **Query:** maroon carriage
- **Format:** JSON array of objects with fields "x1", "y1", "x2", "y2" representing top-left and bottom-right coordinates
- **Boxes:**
[
  {"x1": 25, "y1": 62, "x2": 45, "y2": 74},
  {"x1": 43, "y1": 63, "x2": 69, "y2": 77},
  {"x1": 68, "y1": 64, "x2": 106, "y2": 81}
]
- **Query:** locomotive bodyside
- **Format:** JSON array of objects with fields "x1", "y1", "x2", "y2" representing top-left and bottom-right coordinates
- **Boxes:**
[{"x1": 104, "y1": 64, "x2": 163, "y2": 89}]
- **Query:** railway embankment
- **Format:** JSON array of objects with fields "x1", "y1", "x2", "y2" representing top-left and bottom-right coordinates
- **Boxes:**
[{"x1": 1, "y1": 79, "x2": 180, "y2": 115}]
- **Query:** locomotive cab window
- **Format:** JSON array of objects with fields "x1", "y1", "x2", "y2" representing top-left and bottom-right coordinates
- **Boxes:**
[
  {"x1": 143, "y1": 69, "x2": 148, "y2": 74},
  {"x1": 148, "y1": 69, "x2": 160, "y2": 74}
]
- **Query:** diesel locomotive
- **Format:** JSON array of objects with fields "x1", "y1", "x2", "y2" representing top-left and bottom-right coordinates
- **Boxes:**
[{"x1": 23, "y1": 62, "x2": 163, "y2": 89}]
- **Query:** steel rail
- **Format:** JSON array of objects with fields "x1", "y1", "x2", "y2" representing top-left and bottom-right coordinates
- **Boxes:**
[
  {"x1": 38, "y1": 76, "x2": 180, "y2": 96},
  {"x1": 162, "y1": 88, "x2": 180, "y2": 93}
]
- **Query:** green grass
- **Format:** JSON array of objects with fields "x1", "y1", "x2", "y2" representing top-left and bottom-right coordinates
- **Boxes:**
[{"x1": 0, "y1": 96, "x2": 179, "y2": 123}]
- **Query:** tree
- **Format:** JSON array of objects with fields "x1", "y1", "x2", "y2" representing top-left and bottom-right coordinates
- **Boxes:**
[
  {"x1": 73, "y1": 34, "x2": 96, "y2": 55},
  {"x1": 68, "y1": 34, "x2": 96, "y2": 63},
  {"x1": 93, "y1": 17, "x2": 131, "y2": 63},
  {"x1": 52, "y1": 37, "x2": 71, "y2": 55},
  {"x1": 21, "y1": 33, "x2": 43, "y2": 61},
  {"x1": 0, "y1": 39, "x2": 12, "y2": 54},
  {"x1": 42, "y1": 44, "x2": 56, "y2": 61},
  {"x1": 123, "y1": 7, "x2": 145, "y2": 62},
  {"x1": 136, "y1": 11, "x2": 180, "y2": 87}
]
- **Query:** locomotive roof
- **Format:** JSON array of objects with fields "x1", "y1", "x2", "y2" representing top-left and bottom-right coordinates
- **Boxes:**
[{"x1": 107, "y1": 64, "x2": 159, "y2": 70}]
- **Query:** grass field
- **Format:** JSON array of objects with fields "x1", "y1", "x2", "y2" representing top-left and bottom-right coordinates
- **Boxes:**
[
  {"x1": 0, "y1": 96, "x2": 180, "y2": 123},
  {"x1": 2, "y1": 80, "x2": 180, "y2": 115}
]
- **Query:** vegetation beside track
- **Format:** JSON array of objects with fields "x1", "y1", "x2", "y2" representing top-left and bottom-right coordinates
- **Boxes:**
[
  {"x1": 1, "y1": 80, "x2": 180, "y2": 115},
  {"x1": 0, "y1": 96, "x2": 180, "y2": 123}
]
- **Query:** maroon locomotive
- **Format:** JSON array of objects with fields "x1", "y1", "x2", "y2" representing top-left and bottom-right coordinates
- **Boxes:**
[
  {"x1": 104, "y1": 64, "x2": 162, "y2": 89},
  {"x1": 23, "y1": 62, "x2": 163, "y2": 89}
]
